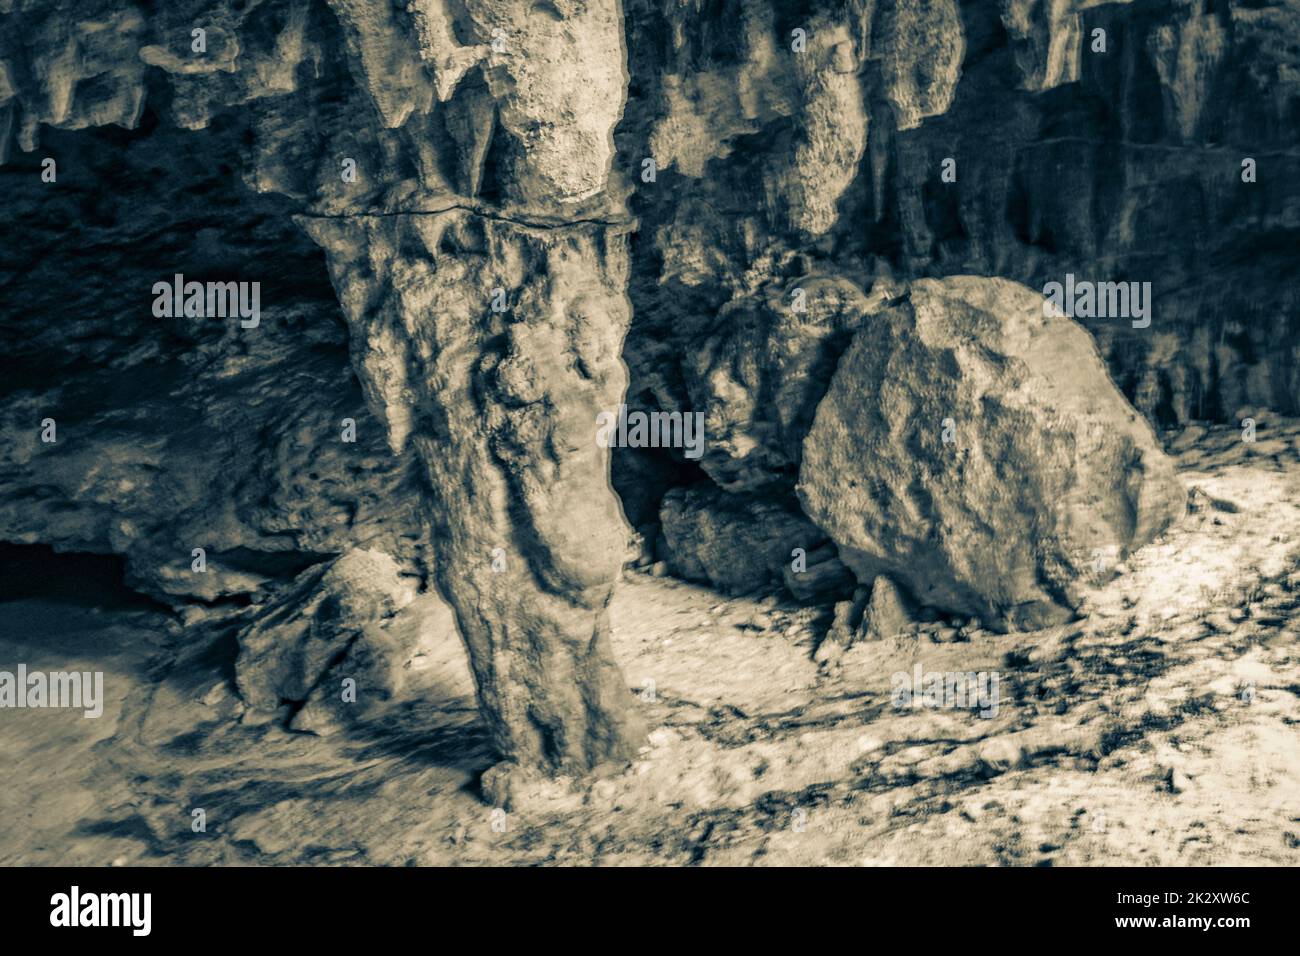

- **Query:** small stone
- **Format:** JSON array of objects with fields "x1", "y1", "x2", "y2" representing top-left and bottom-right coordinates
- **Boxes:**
[
  {"x1": 858, "y1": 575, "x2": 914, "y2": 642},
  {"x1": 592, "y1": 779, "x2": 618, "y2": 801},
  {"x1": 1205, "y1": 610, "x2": 1235, "y2": 632},
  {"x1": 977, "y1": 738, "x2": 1022, "y2": 772},
  {"x1": 818, "y1": 586, "x2": 871, "y2": 659},
  {"x1": 1169, "y1": 769, "x2": 1192, "y2": 794},
  {"x1": 814, "y1": 633, "x2": 846, "y2": 665}
]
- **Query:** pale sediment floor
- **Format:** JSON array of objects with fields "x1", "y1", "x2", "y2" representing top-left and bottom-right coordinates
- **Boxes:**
[{"x1": 2, "y1": 421, "x2": 1298, "y2": 866}]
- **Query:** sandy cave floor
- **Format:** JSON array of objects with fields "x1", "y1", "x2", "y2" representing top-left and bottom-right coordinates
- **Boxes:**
[{"x1": 1, "y1": 421, "x2": 1299, "y2": 866}]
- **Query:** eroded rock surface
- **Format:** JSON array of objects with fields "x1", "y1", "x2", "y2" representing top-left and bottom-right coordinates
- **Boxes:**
[
  {"x1": 304, "y1": 209, "x2": 647, "y2": 772},
  {"x1": 1, "y1": 0, "x2": 649, "y2": 775},
  {"x1": 235, "y1": 548, "x2": 418, "y2": 722},
  {"x1": 658, "y1": 483, "x2": 828, "y2": 595}
]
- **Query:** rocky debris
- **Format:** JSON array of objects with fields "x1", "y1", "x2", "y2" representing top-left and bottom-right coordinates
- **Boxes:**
[
  {"x1": 624, "y1": 524, "x2": 658, "y2": 571},
  {"x1": 291, "y1": 588, "x2": 461, "y2": 736},
  {"x1": 813, "y1": 585, "x2": 871, "y2": 665},
  {"x1": 1168, "y1": 414, "x2": 1300, "y2": 476},
  {"x1": 3, "y1": 0, "x2": 1300, "y2": 784},
  {"x1": 10, "y1": 417, "x2": 1300, "y2": 865},
  {"x1": 859, "y1": 575, "x2": 914, "y2": 643},
  {"x1": 813, "y1": 574, "x2": 914, "y2": 665},
  {"x1": 783, "y1": 542, "x2": 856, "y2": 601},
  {"x1": 234, "y1": 549, "x2": 417, "y2": 719},
  {"x1": 658, "y1": 484, "x2": 837, "y2": 598},
  {"x1": 799, "y1": 276, "x2": 1187, "y2": 630}
]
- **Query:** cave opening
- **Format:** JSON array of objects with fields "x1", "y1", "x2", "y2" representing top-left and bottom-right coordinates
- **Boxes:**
[{"x1": 0, "y1": 543, "x2": 169, "y2": 612}]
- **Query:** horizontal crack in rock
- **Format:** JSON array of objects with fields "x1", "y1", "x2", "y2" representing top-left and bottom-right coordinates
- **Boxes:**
[{"x1": 297, "y1": 202, "x2": 637, "y2": 233}]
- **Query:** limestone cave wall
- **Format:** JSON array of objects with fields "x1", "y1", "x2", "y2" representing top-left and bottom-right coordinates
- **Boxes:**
[{"x1": 1, "y1": 0, "x2": 1297, "y2": 773}]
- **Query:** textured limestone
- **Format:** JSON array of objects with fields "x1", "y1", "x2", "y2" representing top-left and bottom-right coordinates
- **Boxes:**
[
  {"x1": 303, "y1": 209, "x2": 645, "y2": 772},
  {"x1": 783, "y1": 542, "x2": 856, "y2": 601},
  {"x1": 773, "y1": 16, "x2": 868, "y2": 236},
  {"x1": 813, "y1": 584, "x2": 871, "y2": 665},
  {"x1": 799, "y1": 276, "x2": 1187, "y2": 630},
  {"x1": 290, "y1": 587, "x2": 461, "y2": 735},
  {"x1": 645, "y1": 0, "x2": 796, "y2": 180},
  {"x1": 0, "y1": 117, "x2": 422, "y2": 606},
  {"x1": 874, "y1": 0, "x2": 965, "y2": 130},
  {"x1": 1, "y1": 0, "x2": 647, "y2": 775},
  {"x1": 623, "y1": 0, "x2": 1300, "y2": 449},
  {"x1": 998, "y1": 0, "x2": 1087, "y2": 92},
  {"x1": 676, "y1": 275, "x2": 881, "y2": 494}
]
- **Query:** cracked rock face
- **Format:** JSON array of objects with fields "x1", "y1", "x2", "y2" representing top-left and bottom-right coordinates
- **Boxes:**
[{"x1": 799, "y1": 277, "x2": 1187, "y2": 630}]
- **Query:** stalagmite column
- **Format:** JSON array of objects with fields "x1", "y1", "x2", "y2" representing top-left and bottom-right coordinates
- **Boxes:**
[
  {"x1": 304, "y1": 0, "x2": 645, "y2": 779},
  {"x1": 305, "y1": 211, "x2": 644, "y2": 776}
]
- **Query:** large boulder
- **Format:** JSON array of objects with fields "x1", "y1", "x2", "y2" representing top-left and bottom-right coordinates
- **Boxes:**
[{"x1": 798, "y1": 276, "x2": 1186, "y2": 630}]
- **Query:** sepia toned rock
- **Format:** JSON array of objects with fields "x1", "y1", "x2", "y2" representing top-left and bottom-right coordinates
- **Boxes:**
[
  {"x1": 658, "y1": 484, "x2": 834, "y2": 597},
  {"x1": 799, "y1": 276, "x2": 1186, "y2": 630},
  {"x1": 2, "y1": 0, "x2": 1300, "y2": 871},
  {"x1": 859, "y1": 575, "x2": 914, "y2": 643},
  {"x1": 234, "y1": 548, "x2": 416, "y2": 713}
]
